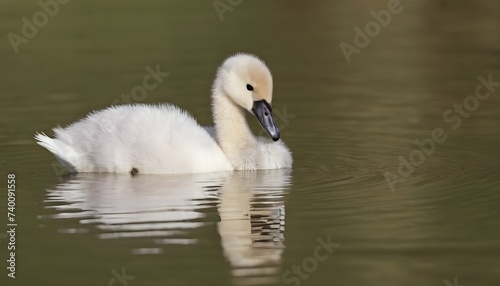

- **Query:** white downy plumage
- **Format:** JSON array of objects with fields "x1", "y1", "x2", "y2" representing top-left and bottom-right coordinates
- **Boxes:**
[{"x1": 35, "y1": 53, "x2": 292, "y2": 174}]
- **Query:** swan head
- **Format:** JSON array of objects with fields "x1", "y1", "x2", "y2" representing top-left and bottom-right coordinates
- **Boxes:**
[{"x1": 213, "y1": 53, "x2": 280, "y2": 141}]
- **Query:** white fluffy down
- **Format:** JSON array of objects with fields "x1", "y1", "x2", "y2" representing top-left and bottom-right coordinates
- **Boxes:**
[{"x1": 36, "y1": 104, "x2": 233, "y2": 174}]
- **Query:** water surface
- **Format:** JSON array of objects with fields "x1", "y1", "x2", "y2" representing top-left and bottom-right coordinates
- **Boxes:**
[{"x1": 1, "y1": 1, "x2": 499, "y2": 286}]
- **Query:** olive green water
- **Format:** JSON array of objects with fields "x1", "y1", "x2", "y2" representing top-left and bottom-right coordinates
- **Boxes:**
[{"x1": 1, "y1": 1, "x2": 500, "y2": 286}]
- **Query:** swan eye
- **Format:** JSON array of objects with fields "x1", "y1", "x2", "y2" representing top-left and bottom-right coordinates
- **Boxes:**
[{"x1": 246, "y1": 84, "x2": 254, "y2": 91}]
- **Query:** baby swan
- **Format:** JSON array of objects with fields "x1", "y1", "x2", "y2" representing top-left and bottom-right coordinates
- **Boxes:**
[{"x1": 35, "y1": 53, "x2": 292, "y2": 174}]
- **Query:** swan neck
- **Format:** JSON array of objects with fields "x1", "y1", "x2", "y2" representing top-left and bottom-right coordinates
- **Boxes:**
[{"x1": 212, "y1": 90, "x2": 256, "y2": 154}]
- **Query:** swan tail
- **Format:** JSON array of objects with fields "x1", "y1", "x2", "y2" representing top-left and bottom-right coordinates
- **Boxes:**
[{"x1": 34, "y1": 132, "x2": 79, "y2": 172}]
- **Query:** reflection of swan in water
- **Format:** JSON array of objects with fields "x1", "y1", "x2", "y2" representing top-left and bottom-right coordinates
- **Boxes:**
[
  {"x1": 218, "y1": 170, "x2": 290, "y2": 285},
  {"x1": 45, "y1": 172, "x2": 230, "y2": 239},
  {"x1": 44, "y1": 169, "x2": 291, "y2": 284}
]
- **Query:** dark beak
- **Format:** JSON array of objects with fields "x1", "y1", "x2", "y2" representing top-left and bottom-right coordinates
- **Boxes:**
[{"x1": 252, "y1": 100, "x2": 280, "y2": 141}]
